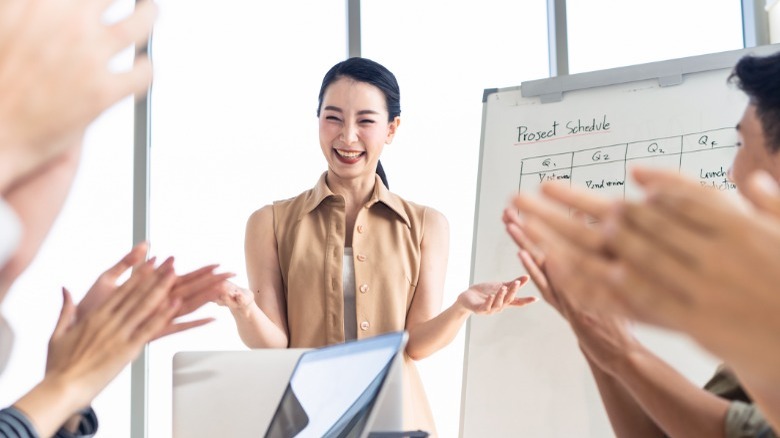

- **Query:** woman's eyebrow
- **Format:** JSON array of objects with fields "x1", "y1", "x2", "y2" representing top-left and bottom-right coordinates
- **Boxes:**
[{"x1": 323, "y1": 106, "x2": 380, "y2": 116}]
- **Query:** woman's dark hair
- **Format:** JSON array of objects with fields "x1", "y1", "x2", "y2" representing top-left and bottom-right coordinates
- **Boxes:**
[
  {"x1": 729, "y1": 51, "x2": 780, "y2": 152},
  {"x1": 317, "y1": 57, "x2": 400, "y2": 188}
]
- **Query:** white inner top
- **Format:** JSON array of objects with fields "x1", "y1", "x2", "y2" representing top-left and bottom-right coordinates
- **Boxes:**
[{"x1": 342, "y1": 247, "x2": 357, "y2": 341}]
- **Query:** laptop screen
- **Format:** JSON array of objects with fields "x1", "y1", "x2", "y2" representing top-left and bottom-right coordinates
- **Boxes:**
[{"x1": 264, "y1": 331, "x2": 407, "y2": 438}]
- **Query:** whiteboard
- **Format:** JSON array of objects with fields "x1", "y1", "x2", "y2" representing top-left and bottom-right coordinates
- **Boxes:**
[{"x1": 461, "y1": 44, "x2": 780, "y2": 437}]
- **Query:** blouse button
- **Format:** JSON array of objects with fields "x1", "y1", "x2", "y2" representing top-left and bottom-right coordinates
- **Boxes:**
[
  {"x1": 357, "y1": 254, "x2": 367, "y2": 262},
  {"x1": 360, "y1": 321, "x2": 370, "y2": 331},
  {"x1": 359, "y1": 284, "x2": 369, "y2": 294},
  {"x1": 357, "y1": 225, "x2": 365, "y2": 233}
]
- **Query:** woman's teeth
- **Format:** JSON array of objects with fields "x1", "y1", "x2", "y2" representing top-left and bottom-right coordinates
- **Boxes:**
[{"x1": 336, "y1": 150, "x2": 363, "y2": 158}]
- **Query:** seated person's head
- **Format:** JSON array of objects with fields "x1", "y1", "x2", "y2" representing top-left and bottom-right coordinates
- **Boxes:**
[{"x1": 729, "y1": 51, "x2": 780, "y2": 186}]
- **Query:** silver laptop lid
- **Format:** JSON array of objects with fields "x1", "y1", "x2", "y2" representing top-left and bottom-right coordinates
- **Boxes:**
[{"x1": 264, "y1": 331, "x2": 408, "y2": 438}]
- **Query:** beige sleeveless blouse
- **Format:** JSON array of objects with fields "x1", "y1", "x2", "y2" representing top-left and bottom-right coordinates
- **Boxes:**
[{"x1": 272, "y1": 172, "x2": 437, "y2": 435}]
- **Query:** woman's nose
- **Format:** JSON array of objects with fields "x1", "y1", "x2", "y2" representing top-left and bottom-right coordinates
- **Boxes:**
[{"x1": 341, "y1": 124, "x2": 358, "y2": 145}]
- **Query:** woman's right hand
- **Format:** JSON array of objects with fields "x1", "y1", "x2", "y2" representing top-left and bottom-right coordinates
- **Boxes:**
[{"x1": 212, "y1": 280, "x2": 254, "y2": 311}]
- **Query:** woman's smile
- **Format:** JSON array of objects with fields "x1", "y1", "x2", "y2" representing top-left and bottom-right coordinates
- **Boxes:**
[{"x1": 334, "y1": 148, "x2": 365, "y2": 164}]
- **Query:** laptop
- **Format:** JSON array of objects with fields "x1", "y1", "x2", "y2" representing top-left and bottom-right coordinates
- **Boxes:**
[
  {"x1": 172, "y1": 332, "x2": 410, "y2": 438},
  {"x1": 264, "y1": 331, "x2": 408, "y2": 438}
]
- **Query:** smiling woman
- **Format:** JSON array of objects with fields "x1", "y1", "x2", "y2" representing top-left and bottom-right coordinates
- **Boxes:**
[
  {"x1": 316, "y1": 58, "x2": 400, "y2": 191},
  {"x1": 210, "y1": 57, "x2": 537, "y2": 435}
]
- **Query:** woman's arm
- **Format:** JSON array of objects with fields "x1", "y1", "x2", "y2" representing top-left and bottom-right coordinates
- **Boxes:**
[
  {"x1": 216, "y1": 206, "x2": 288, "y2": 348},
  {"x1": 404, "y1": 209, "x2": 535, "y2": 360},
  {"x1": 403, "y1": 208, "x2": 451, "y2": 359}
]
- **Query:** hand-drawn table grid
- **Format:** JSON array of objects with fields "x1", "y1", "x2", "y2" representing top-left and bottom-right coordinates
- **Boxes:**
[{"x1": 517, "y1": 127, "x2": 739, "y2": 200}]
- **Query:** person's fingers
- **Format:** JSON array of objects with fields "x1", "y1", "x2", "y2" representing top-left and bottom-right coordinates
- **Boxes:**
[
  {"x1": 113, "y1": 258, "x2": 176, "y2": 330},
  {"x1": 539, "y1": 181, "x2": 613, "y2": 221},
  {"x1": 506, "y1": 221, "x2": 546, "y2": 266},
  {"x1": 604, "y1": 263, "x2": 689, "y2": 331},
  {"x1": 502, "y1": 281, "x2": 520, "y2": 307},
  {"x1": 509, "y1": 296, "x2": 538, "y2": 307},
  {"x1": 604, "y1": 206, "x2": 715, "y2": 298},
  {"x1": 230, "y1": 294, "x2": 242, "y2": 307},
  {"x1": 172, "y1": 271, "x2": 235, "y2": 313},
  {"x1": 503, "y1": 207, "x2": 541, "y2": 259},
  {"x1": 101, "y1": 257, "x2": 156, "y2": 316},
  {"x1": 152, "y1": 317, "x2": 215, "y2": 341},
  {"x1": 632, "y1": 167, "x2": 736, "y2": 231},
  {"x1": 514, "y1": 193, "x2": 606, "y2": 253},
  {"x1": 630, "y1": 166, "x2": 689, "y2": 187},
  {"x1": 502, "y1": 206, "x2": 519, "y2": 226},
  {"x1": 227, "y1": 287, "x2": 245, "y2": 306},
  {"x1": 175, "y1": 264, "x2": 219, "y2": 287},
  {"x1": 106, "y1": 0, "x2": 158, "y2": 54},
  {"x1": 514, "y1": 275, "x2": 530, "y2": 288},
  {"x1": 173, "y1": 270, "x2": 232, "y2": 298},
  {"x1": 175, "y1": 275, "x2": 235, "y2": 316},
  {"x1": 544, "y1": 242, "x2": 619, "y2": 318},
  {"x1": 494, "y1": 286, "x2": 508, "y2": 312},
  {"x1": 519, "y1": 250, "x2": 554, "y2": 303},
  {"x1": 131, "y1": 298, "x2": 181, "y2": 345},
  {"x1": 741, "y1": 170, "x2": 780, "y2": 218},
  {"x1": 481, "y1": 290, "x2": 496, "y2": 313},
  {"x1": 104, "y1": 55, "x2": 153, "y2": 107},
  {"x1": 503, "y1": 208, "x2": 526, "y2": 248},
  {"x1": 101, "y1": 242, "x2": 148, "y2": 283},
  {"x1": 605, "y1": 202, "x2": 706, "y2": 267}
]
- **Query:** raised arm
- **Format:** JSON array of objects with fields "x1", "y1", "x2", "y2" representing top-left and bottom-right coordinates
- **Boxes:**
[
  {"x1": 12, "y1": 257, "x2": 178, "y2": 437},
  {"x1": 509, "y1": 228, "x2": 664, "y2": 438},
  {"x1": 573, "y1": 309, "x2": 729, "y2": 438},
  {"x1": 0, "y1": 141, "x2": 82, "y2": 300},
  {"x1": 0, "y1": 0, "x2": 156, "y2": 192},
  {"x1": 507, "y1": 195, "x2": 731, "y2": 438}
]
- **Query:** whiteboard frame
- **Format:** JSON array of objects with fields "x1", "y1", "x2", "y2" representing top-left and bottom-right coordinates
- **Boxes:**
[{"x1": 491, "y1": 44, "x2": 780, "y2": 104}]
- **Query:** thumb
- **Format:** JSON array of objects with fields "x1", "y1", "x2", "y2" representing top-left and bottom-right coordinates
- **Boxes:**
[{"x1": 52, "y1": 288, "x2": 77, "y2": 339}]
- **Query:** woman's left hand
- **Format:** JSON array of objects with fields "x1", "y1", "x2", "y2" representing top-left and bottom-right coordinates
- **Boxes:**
[{"x1": 456, "y1": 276, "x2": 537, "y2": 315}]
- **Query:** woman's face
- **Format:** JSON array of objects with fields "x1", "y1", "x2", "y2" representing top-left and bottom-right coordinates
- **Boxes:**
[
  {"x1": 319, "y1": 77, "x2": 399, "y2": 182},
  {"x1": 730, "y1": 104, "x2": 780, "y2": 188}
]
